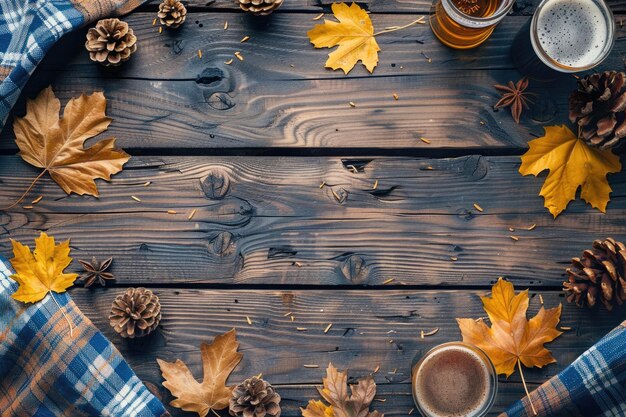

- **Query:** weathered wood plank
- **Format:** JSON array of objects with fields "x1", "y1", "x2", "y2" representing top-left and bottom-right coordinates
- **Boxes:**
[
  {"x1": 140, "y1": 0, "x2": 626, "y2": 14},
  {"x1": 69, "y1": 288, "x2": 625, "y2": 416},
  {"x1": 2, "y1": 14, "x2": 624, "y2": 150},
  {"x1": 1, "y1": 156, "x2": 625, "y2": 286}
]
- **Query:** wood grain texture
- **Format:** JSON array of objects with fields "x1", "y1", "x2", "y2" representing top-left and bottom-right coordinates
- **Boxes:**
[
  {"x1": 2, "y1": 14, "x2": 625, "y2": 151},
  {"x1": 70, "y1": 288, "x2": 626, "y2": 416},
  {"x1": 1, "y1": 155, "x2": 624, "y2": 286},
  {"x1": 141, "y1": 0, "x2": 626, "y2": 14}
]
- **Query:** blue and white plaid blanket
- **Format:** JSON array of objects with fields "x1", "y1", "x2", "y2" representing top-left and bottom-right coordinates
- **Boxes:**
[
  {"x1": 0, "y1": 0, "x2": 143, "y2": 129},
  {"x1": 0, "y1": 256, "x2": 169, "y2": 416}
]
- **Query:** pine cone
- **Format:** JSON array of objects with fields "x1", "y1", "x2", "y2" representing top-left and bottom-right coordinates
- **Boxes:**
[
  {"x1": 158, "y1": 0, "x2": 187, "y2": 28},
  {"x1": 230, "y1": 377, "x2": 281, "y2": 417},
  {"x1": 85, "y1": 18, "x2": 137, "y2": 67},
  {"x1": 109, "y1": 288, "x2": 161, "y2": 338},
  {"x1": 563, "y1": 237, "x2": 626, "y2": 311},
  {"x1": 569, "y1": 71, "x2": 626, "y2": 150},
  {"x1": 237, "y1": 0, "x2": 284, "y2": 15}
]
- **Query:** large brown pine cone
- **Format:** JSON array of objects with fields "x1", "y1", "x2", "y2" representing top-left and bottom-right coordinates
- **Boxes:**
[
  {"x1": 230, "y1": 377, "x2": 281, "y2": 417},
  {"x1": 563, "y1": 238, "x2": 626, "y2": 311},
  {"x1": 85, "y1": 18, "x2": 137, "y2": 67},
  {"x1": 237, "y1": 0, "x2": 283, "y2": 15},
  {"x1": 109, "y1": 288, "x2": 161, "y2": 338},
  {"x1": 158, "y1": 0, "x2": 187, "y2": 28},
  {"x1": 569, "y1": 71, "x2": 626, "y2": 150}
]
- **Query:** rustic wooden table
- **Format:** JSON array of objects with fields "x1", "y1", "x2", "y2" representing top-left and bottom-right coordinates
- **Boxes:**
[{"x1": 1, "y1": 1, "x2": 626, "y2": 415}]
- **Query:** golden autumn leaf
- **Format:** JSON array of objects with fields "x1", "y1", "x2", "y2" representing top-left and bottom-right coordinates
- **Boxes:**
[
  {"x1": 301, "y1": 363, "x2": 383, "y2": 417},
  {"x1": 457, "y1": 278, "x2": 562, "y2": 378},
  {"x1": 9, "y1": 86, "x2": 129, "y2": 207},
  {"x1": 10, "y1": 232, "x2": 78, "y2": 303},
  {"x1": 307, "y1": 3, "x2": 380, "y2": 74},
  {"x1": 519, "y1": 125, "x2": 621, "y2": 218},
  {"x1": 157, "y1": 329, "x2": 243, "y2": 417}
]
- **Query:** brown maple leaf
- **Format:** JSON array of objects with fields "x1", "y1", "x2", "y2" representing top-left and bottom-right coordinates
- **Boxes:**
[
  {"x1": 301, "y1": 363, "x2": 383, "y2": 417},
  {"x1": 494, "y1": 77, "x2": 533, "y2": 124},
  {"x1": 6, "y1": 86, "x2": 130, "y2": 209},
  {"x1": 157, "y1": 329, "x2": 243, "y2": 417}
]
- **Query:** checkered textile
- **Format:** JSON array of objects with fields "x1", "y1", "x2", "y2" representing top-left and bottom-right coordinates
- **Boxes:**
[
  {"x1": 0, "y1": 0, "x2": 143, "y2": 129},
  {"x1": 500, "y1": 320, "x2": 626, "y2": 417},
  {"x1": 0, "y1": 255, "x2": 170, "y2": 416}
]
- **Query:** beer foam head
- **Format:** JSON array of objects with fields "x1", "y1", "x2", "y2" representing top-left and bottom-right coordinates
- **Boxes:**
[
  {"x1": 414, "y1": 345, "x2": 492, "y2": 417},
  {"x1": 536, "y1": 0, "x2": 608, "y2": 68}
]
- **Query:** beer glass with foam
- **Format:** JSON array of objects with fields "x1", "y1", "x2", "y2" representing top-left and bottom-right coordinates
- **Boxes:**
[{"x1": 512, "y1": 0, "x2": 615, "y2": 77}]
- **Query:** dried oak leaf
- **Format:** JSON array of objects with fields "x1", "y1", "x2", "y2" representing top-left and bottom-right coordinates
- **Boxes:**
[
  {"x1": 10, "y1": 232, "x2": 78, "y2": 303},
  {"x1": 519, "y1": 125, "x2": 621, "y2": 218},
  {"x1": 301, "y1": 363, "x2": 383, "y2": 417},
  {"x1": 157, "y1": 329, "x2": 243, "y2": 417},
  {"x1": 457, "y1": 278, "x2": 562, "y2": 378},
  {"x1": 307, "y1": 3, "x2": 380, "y2": 74},
  {"x1": 12, "y1": 86, "x2": 130, "y2": 199}
]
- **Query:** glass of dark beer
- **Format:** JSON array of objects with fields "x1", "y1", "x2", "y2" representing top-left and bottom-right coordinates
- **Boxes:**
[
  {"x1": 412, "y1": 342, "x2": 498, "y2": 417},
  {"x1": 512, "y1": 0, "x2": 615, "y2": 77}
]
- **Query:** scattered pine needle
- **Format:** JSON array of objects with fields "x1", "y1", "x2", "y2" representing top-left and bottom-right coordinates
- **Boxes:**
[
  {"x1": 374, "y1": 399, "x2": 386, "y2": 403},
  {"x1": 510, "y1": 235, "x2": 519, "y2": 241},
  {"x1": 450, "y1": 256, "x2": 458, "y2": 261},
  {"x1": 297, "y1": 327, "x2": 308, "y2": 331},
  {"x1": 152, "y1": 18, "x2": 157, "y2": 26},
  {"x1": 291, "y1": 315, "x2": 295, "y2": 321},
  {"x1": 332, "y1": 189, "x2": 343, "y2": 202},
  {"x1": 373, "y1": 365, "x2": 380, "y2": 373},
  {"x1": 198, "y1": 50, "x2": 203, "y2": 58},
  {"x1": 560, "y1": 326, "x2": 572, "y2": 331},
  {"x1": 167, "y1": 210, "x2": 177, "y2": 214},
  {"x1": 473, "y1": 203, "x2": 484, "y2": 212},
  {"x1": 304, "y1": 364, "x2": 319, "y2": 368},
  {"x1": 509, "y1": 227, "x2": 515, "y2": 232},
  {"x1": 131, "y1": 196, "x2": 141, "y2": 202},
  {"x1": 392, "y1": 93, "x2": 399, "y2": 100},
  {"x1": 422, "y1": 328, "x2": 439, "y2": 337},
  {"x1": 313, "y1": 13, "x2": 324, "y2": 20},
  {"x1": 319, "y1": 181, "x2": 326, "y2": 189},
  {"x1": 324, "y1": 323, "x2": 333, "y2": 333},
  {"x1": 294, "y1": 261, "x2": 303, "y2": 267},
  {"x1": 225, "y1": 59, "x2": 234, "y2": 65},
  {"x1": 539, "y1": 294, "x2": 544, "y2": 305},
  {"x1": 527, "y1": 224, "x2": 537, "y2": 231},
  {"x1": 31, "y1": 196, "x2": 43, "y2": 204},
  {"x1": 372, "y1": 179, "x2": 378, "y2": 190},
  {"x1": 224, "y1": 21, "x2": 228, "y2": 30},
  {"x1": 409, "y1": 409, "x2": 415, "y2": 415},
  {"x1": 143, "y1": 181, "x2": 151, "y2": 187},
  {"x1": 23, "y1": 205, "x2": 33, "y2": 209},
  {"x1": 283, "y1": 311, "x2": 293, "y2": 317},
  {"x1": 420, "y1": 137, "x2": 431, "y2": 144},
  {"x1": 159, "y1": 26, "x2": 163, "y2": 34},
  {"x1": 349, "y1": 101, "x2": 356, "y2": 107},
  {"x1": 240, "y1": 36, "x2": 250, "y2": 43},
  {"x1": 246, "y1": 316, "x2": 252, "y2": 325},
  {"x1": 188, "y1": 208, "x2": 197, "y2": 220},
  {"x1": 383, "y1": 278, "x2": 394, "y2": 285},
  {"x1": 234, "y1": 51, "x2": 243, "y2": 61}
]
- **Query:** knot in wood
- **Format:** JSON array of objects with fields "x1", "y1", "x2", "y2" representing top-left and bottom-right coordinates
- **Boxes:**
[
  {"x1": 341, "y1": 255, "x2": 368, "y2": 284},
  {"x1": 210, "y1": 231, "x2": 236, "y2": 256},
  {"x1": 201, "y1": 169, "x2": 230, "y2": 200}
]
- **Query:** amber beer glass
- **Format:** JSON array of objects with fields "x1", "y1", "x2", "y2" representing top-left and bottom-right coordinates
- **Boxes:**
[{"x1": 430, "y1": 0, "x2": 516, "y2": 49}]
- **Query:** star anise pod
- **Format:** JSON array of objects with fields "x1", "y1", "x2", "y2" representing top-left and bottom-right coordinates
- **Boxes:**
[
  {"x1": 78, "y1": 257, "x2": 114, "y2": 287},
  {"x1": 494, "y1": 77, "x2": 533, "y2": 124}
]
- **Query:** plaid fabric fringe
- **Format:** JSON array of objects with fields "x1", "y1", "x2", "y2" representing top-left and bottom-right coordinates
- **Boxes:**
[
  {"x1": 0, "y1": 255, "x2": 170, "y2": 416},
  {"x1": 500, "y1": 320, "x2": 626, "y2": 417},
  {"x1": 0, "y1": 0, "x2": 143, "y2": 129}
]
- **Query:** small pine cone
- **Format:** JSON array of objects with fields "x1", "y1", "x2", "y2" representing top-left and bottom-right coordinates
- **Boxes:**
[
  {"x1": 230, "y1": 377, "x2": 281, "y2": 417},
  {"x1": 569, "y1": 71, "x2": 626, "y2": 150},
  {"x1": 109, "y1": 288, "x2": 161, "y2": 338},
  {"x1": 85, "y1": 18, "x2": 137, "y2": 67},
  {"x1": 237, "y1": 0, "x2": 283, "y2": 15},
  {"x1": 563, "y1": 237, "x2": 626, "y2": 311},
  {"x1": 158, "y1": 0, "x2": 187, "y2": 28}
]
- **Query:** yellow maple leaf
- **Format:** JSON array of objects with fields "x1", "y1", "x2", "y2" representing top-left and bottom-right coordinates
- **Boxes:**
[
  {"x1": 10, "y1": 232, "x2": 78, "y2": 303},
  {"x1": 307, "y1": 3, "x2": 380, "y2": 74},
  {"x1": 519, "y1": 125, "x2": 621, "y2": 218},
  {"x1": 157, "y1": 329, "x2": 243, "y2": 417},
  {"x1": 457, "y1": 278, "x2": 562, "y2": 378}
]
